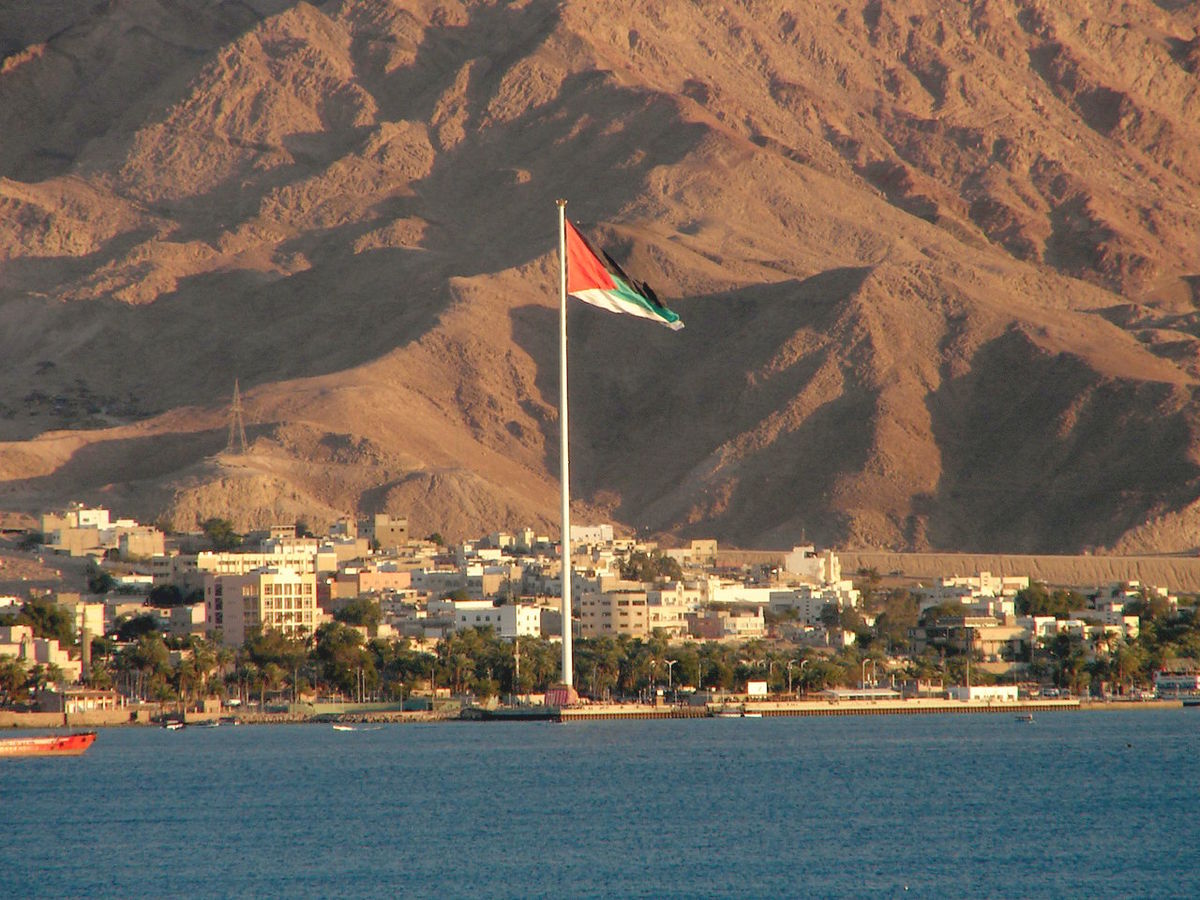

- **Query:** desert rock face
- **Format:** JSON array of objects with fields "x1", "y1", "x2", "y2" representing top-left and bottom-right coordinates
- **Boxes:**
[{"x1": 1, "y1": 0, "x2": 1199, "y2": 552}]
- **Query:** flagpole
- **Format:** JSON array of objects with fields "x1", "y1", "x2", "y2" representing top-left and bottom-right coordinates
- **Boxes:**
[{"x1": 557, "y1": 198, "x2": 574, "y2": 689}]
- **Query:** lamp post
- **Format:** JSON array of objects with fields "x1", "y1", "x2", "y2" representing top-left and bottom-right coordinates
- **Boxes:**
[
  {"x1": 787, "y1": 660, "x2": 796, "y2": 696},
  {"x1": 800, "y1": 658, "x2": 810, "y2": 695},
  {"x1": 665, "y1": 659, "x2": 677, "y2": 692}
]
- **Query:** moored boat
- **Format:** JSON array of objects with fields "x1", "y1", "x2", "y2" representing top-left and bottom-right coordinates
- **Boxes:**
[
  {"x1": 713, "y1": 705, "x2": 748, "y2": 718},
  {"x1": 0, "y1": 731, "x2": 97, "y2": 758}
]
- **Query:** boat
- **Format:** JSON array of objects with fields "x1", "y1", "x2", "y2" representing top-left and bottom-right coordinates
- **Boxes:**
[
  {"x1": 1016, "y1": 712, "x2": 1034, "y2": 723},
  {"x1": 331, "y1": 724, "x2": 357, "y2": 732},
  {"x1": 461, "y1": 705, "x2": 560, "y2": 722},
  {"x1": 162, "y1": 720, "x2": 185, "y2": 731},
  {"x1": 0, "y1": 732, "x2": 97, "y2": 758},
  {"x1": 713, "y1": 705, "x2": 750, "y2": 718}
]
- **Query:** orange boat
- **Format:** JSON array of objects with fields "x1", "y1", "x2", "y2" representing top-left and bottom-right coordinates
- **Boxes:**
[{"x1": 0, "y1": 732, "x2": 97, "y2": 758}]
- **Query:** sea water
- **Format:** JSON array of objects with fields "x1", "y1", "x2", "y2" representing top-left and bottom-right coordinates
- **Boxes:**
[{"x1": 1, "y1": 710, "x2": 1196, "y2": 898}]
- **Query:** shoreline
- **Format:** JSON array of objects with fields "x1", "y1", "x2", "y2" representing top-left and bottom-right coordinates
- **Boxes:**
[{"x1": 2, "y1": 698, "x2": 1187, "y2": 729}]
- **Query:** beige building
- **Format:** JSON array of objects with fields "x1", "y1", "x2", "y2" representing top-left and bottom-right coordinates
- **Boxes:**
[
  {"x1": 687, "y1": 607, "x2": 766, "y2": 641},
  {"x1": 195, "y1": 547, "x2": 329, "y2": 577},
  {"x1": 0, "y1": 624, "x2": 82, "y2": 682},
  {"x1": 53, "y1": 596, "x2": 105, "y2": 641},
  {"x1": 360, "y1": 514, "x2": 409, "y2": 551},
  {"x1": 577, "y1": 589, "x2": 649, "y2": 639},
  {"x1": 204, "y1": 567, "x2": 319, "y2": 647},
  {"x1": 664, "y1": 539, "x2": 719, "y2": 567},
  {"x1": 118, "y1": 526, "x2": 166, "y2": 560}
]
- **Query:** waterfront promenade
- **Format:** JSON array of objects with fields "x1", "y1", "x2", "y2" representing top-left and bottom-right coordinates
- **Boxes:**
[
  {"x1": 5, "y1": 697, "x2": 1188, "y2": 729},
  {"x1": 558, "y1": 697, "x2": 1088, "y2": 721}
]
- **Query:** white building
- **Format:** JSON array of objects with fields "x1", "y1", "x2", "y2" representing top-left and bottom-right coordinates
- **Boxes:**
[
  {"x1": 570, "y1": 523, "x2": 615, "y2": 545},
  {"x1": 946, "y1": 684, "x2": 1019, "y2": 702},
  {"x1": 782, "y1": 546, "x2": 841, "y2": 585},
  {"x1": 768, "y1": 583, "x2": 860, "y2": 624},
  {"x1": 1154, "y1": 672, "x2": 1200, "y2": 698},
  {"x1": 703, "y1": 577, "x2": 779, "y2": 606},
  {"x1": 431, "y1": 599, "x2": 542, "y2": 639},
  {"x1": 917, "y1": 572, "x2": 1029, "y2": 612}
]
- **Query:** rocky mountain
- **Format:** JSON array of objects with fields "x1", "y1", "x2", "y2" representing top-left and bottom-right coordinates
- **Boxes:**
[{"x1": 1, "y1": 0, "x2": 1199, "y2": 552}]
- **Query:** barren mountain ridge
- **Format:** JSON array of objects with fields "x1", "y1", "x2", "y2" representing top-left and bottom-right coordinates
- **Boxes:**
[{"x1": 1, "y1": 0, "x2": 1200, "y2": 553}]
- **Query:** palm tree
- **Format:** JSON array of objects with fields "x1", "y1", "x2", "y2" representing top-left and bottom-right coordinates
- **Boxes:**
[{"x1": 0, "y1": 656, "x2": 28, "y2": 706}]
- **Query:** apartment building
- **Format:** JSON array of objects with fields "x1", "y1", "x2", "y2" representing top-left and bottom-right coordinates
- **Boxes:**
[{"x1": 204, "y1": 567, "x2": 319, "y2": 646}]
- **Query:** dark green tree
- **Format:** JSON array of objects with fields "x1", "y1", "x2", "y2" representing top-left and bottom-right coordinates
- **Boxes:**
[
  {"x1": 147, "y1": 584, "x2": 185, "y2": 607},
  {"x1": 17, "y1": 598, "x2": 76, "y2": 647},
  {"x1": 312, "y1": 622, "x2": 369, "y2": 697},
  {"x1": 86, "y1": 564, "x2": 117, "y2": 595},
  {"x1": 1015, "y1": 583, "x2": 1082, "y2": 618},
  {"x1": 333, "y1": 598, "x2": 383, "y2": 635},
  {"x1": 201, "y1": 517, "x2": 243, "y2": 551},
  {"x1": 619, "y1": 550, "x2": 683, "y2": 583}
]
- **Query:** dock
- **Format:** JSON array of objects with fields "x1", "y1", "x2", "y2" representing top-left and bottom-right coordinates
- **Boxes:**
[{"x1": 543, "y1": 697, "x2": 1085, "y2": 722}]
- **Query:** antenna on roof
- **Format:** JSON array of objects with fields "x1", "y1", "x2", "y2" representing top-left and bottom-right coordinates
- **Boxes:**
[{"x1": 227, "y1": 379, "x2": 248, "y2": 454}]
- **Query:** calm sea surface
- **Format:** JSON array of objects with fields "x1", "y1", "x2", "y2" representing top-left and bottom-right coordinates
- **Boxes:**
[{"x1": 1, "y1": 709, "x2": 1197, "y2": 899}]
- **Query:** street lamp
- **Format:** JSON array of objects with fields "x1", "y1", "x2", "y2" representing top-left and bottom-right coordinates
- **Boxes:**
[
  {"x1": 799, "y1": 658, "x2": 810, "y2": 695},
  {"x1": 786, "y1": 660, "x2": 796, "y2": 696},
  {"x1": 665, "y1": 659, "x2": 677, "y2": 692}
]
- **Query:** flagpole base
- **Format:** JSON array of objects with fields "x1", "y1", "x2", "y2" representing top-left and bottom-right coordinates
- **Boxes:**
[{"x1": 545, "y1": 684, "x2": 580, "y2": 708}]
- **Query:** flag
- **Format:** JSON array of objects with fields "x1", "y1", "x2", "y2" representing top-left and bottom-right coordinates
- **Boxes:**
[{"x1": 565, "y1": 219, "x2": 683, "y2": 330}]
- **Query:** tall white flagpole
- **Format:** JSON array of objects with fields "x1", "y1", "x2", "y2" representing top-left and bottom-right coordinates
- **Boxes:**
[{"x1": 557, "y1": 198, "x2": 574, "y2": 689}]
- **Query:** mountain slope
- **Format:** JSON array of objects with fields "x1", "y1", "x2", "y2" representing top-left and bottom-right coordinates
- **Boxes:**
[{"x1": 1, "y1": 0, "x2": 1199, "y2": 552}]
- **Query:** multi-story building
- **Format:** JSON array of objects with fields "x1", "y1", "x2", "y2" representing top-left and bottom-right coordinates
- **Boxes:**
[
  {"x1": 768, "y1": 583, "x2": 860, "y2": 624},
  {"x1": 40, "y1": 504, "x2": 165, "y2": 559},
  {"x1": 916, "y1": 572, "x2": 1029, "y2": 612},
  {"x1": 576, "y1": 588, "x2": 649, "y2": 639},
  {"x1": 0, "y1": 624, "x2": 82, "y2": 682},
  {"x1": 360, "y1": 514, "x2": 408, "y2": 551},
  {"x1": 686, "y1": 607, "x2": 766, "y2": 641},
  {"x1": 204, "y1": 567, "x2": 319, "y2": 646},
  {"x1": 782, "y1": 545, "x2": 841, "y2": 585},
  {"x1": 195, "y1": 547, "x2": 330, "y2": 577},
  {"x1": 54, "y1": 596, "x2": 105, "y2": 641},
  {"x1": 118, "y1": 526, "x2": 166, "y2": 560},
  {"x1": 430, "y1": 599, "x2": 543, "y2": 639},
  {"x1": 411, "y1": 568, "x2": 468, "y2": 598},
  {"x1": 664, "y1": 539, "x2": 719, "y2": 568},
  {"x1": 570, "y1": 523, "x2": 615, "y2": 545}
]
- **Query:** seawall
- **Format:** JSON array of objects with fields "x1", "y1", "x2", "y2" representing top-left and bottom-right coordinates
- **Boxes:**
[{"x1": 715, "y1": 550, "x2": 1200, "y2": 591}]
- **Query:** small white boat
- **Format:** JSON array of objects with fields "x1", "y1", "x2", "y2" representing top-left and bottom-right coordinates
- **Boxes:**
[
  {"x1": 713, "y1": 706, "x2": 758, "y2": 718},
  {"x1": 332, "y1": 724, "x2": 357, "y2": 732},
  {"x1": 1015, "y1": 713, "x2": 1034, "y2": 723}
]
